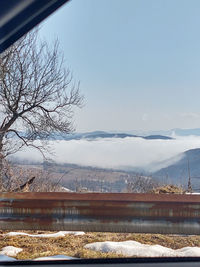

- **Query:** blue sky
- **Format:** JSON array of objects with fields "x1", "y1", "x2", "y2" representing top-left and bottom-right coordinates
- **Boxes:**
[{"x1": 40, "y1": 0, "x2": 200, "y2": 133}]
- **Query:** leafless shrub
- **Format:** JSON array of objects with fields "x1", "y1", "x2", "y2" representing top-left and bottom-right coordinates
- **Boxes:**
[
  {"x1": 0, "y1": 160, "x2": 64, "y2": 192},
  {"x1": 126, "y1": 175, "x2": 159, "y2": 193}
]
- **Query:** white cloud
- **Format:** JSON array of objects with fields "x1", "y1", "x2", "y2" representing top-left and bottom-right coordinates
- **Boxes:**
[{"x1": 14, "y1": 135, "x2": 200, "y2": 172}]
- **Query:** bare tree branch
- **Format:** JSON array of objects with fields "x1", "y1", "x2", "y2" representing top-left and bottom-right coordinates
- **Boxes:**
[{"x1": 0, "y1": 29, "x2": 83, "y2": 161}]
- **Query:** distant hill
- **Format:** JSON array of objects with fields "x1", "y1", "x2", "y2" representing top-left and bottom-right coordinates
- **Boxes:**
[
  {"x1": 148, "y1": 128, "x2": 200, "y2": 137},
  {"x1": 143, "y1": 135, "x2": 172, "y2": 140},
  {"x1": 49, "y1": 131, "x2": 173, "y2": 141},
  {"x1": 171, "y1": 128, "x2": 200, "y2": 136},
  {"x1": 153, "y1": 148, "x2": 200, "y2": 190},
  {"x1": 9, "y1": 130, "x2": 173, "y2": 141},
  {"x1": 79, "y1": 131, "x2": 138, "y2": 139}
]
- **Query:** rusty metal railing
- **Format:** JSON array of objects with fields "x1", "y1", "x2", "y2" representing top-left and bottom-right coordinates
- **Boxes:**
[{"x1": 0, "y1": 192, "x2": 200, "y2": 235}]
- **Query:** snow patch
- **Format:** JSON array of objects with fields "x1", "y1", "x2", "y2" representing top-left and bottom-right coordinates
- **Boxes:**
[
  {"x1": 6, "y1": 231, "x2": 85, "y2": 238},
  {"x1": 0, "y1": 246, "x2": 23, "y2": 257},
  {"x1": 85, "y1": 240, "x2": 200, "y2": 257},
  {"x1": 61, "y1": 187, "x2": 73, "y2": 192}
]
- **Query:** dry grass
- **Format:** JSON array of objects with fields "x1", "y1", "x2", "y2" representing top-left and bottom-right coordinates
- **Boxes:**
[
  {"x1": 1, "y1": 231, "x2": 200, "y2": 260},
  {"x1": 150, "y1": 184, "x2": 185, "y2": 194}
]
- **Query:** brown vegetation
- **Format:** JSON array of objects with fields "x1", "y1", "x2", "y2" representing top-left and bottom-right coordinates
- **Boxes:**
[
  {"x1": 1, "y1": 231, "x2": 200, "y2": 260},
  {"x1": 150, "y1": 184, "x2": 185, "y2": 194},
  {"x1": 0, "y1": 160, "x2": 65, "y2": 192}
]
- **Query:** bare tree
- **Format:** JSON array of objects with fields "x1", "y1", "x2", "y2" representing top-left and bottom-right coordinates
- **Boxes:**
[
  {"x1": 0, "y1": 29, "x2": 83, "y2": 165},
  {"x1": 0, "y1": 159, "x2": 65, "y2": 192},
  {"x1": 126, "y1": 174, "x2": 159, "y2": 193}
]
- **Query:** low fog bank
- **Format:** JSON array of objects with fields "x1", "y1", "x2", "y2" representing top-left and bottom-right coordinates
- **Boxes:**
[{"x1": 12, "y1": 135, "x2": 200, "y2": 172}]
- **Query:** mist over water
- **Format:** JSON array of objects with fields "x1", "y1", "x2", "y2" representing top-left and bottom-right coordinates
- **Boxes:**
[{"x1": 13, "y1": 135, "x2": 200, "y2": 172}]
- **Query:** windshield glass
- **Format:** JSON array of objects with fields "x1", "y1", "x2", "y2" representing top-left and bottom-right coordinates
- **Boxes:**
[{"x1": 1, "y1": 0, "x2": 200, "y2": 262}]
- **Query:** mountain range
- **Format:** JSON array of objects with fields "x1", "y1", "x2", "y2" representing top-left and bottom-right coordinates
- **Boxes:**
[
  {"x1": 50, "y1": 131, "x2": 173, "y2": 141},
  {"x1": 148, "y1": 128, "x2": 200, "y2": 137},
  {"x1": 153, "y1": 148, "x2": 200, "y2": 190}
]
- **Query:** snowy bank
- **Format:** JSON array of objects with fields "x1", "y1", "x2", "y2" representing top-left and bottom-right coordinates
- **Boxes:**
[
  {"x1": 0, "y1": 246, "x2": 77, "y2": 261},
  {"x1": 85, "y1": 240, "x2": 200, "y2": 257},
  {"x1": 6, "y1": 231, "x2": 85, "y2": 238},
  {"x1": 0, "y1": 246, "x2": 22, "y2": 257},
  {"x1": 0, "y1": 246, "x2": 22, "y2": 261}
]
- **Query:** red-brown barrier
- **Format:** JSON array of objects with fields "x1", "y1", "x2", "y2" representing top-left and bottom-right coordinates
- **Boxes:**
[{"x1": 0, "y1": 192, "x2": 199, "y2": 234}]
